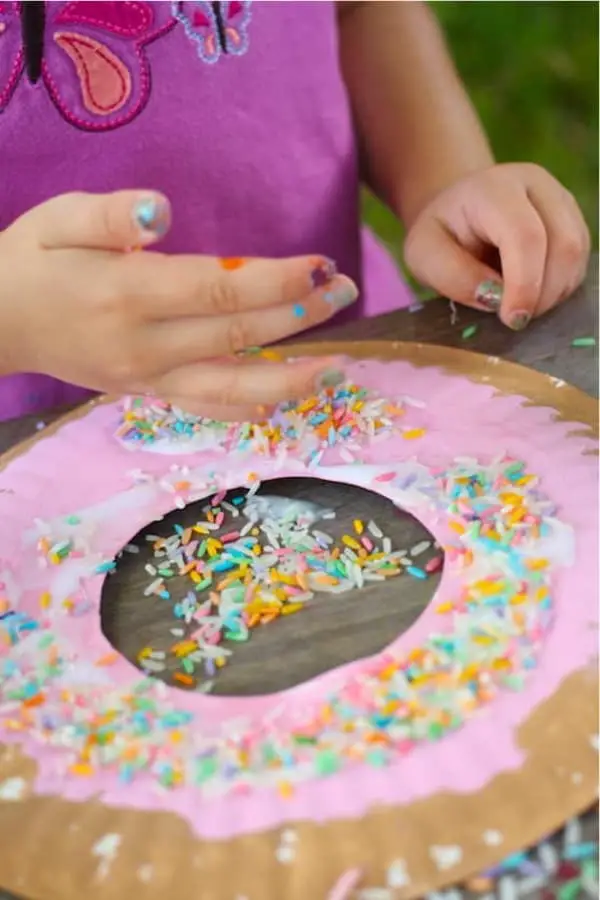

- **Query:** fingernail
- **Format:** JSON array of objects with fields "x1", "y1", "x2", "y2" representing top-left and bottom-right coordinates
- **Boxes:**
[
  {"x1": 315, "y1": 368, "x2": 345, "y2": 391},
  {"x1": 323, "y1": 279, "x2": 359, "y2": 310},
  {"x1": 509, "y1": 310, "x2": 531, "y2": 331},
  {"x1": 133, "y1": 195, "x2": 171, "y2": 237},
  {"x1": 310, "y1": 257, "x2": 337, "y2": 289},
  {"x1": 475, "y1": 279, "x2": 503, "y2": 312}
]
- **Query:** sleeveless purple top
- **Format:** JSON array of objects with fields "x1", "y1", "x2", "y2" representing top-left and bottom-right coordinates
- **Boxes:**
[{"x1": 0, "y1": 0, "x2": 412, "y2": 421}]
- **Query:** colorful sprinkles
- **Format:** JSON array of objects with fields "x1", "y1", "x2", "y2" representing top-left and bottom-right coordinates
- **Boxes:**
[
  {"x1": 115, "y1": 381, "x2": 414, "y2": 461},
  {"x1": 0, "y1": 447, "x2": 569, "y2": 796},
  {"x1": 133, "y1": 492, "x2": 438, "y2": 690}
]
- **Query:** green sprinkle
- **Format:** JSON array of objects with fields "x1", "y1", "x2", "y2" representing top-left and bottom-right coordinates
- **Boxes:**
[
  {"x1": 462, "y1": 324, "x2": 478, "y2": 340},
  {"x1": 557, "y1": 880, "x2": 582, "y2": 900},
  {"x1": 315, "y1": 750, "x2": 339, "y2": 776},
  {"x1": 571, "y1": 336, "x2": 596, "y2": 347}
]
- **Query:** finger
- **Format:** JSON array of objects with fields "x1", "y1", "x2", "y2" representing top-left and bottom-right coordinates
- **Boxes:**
[
  {"x1": 161, "y1": 398, "x2": 276, "y2": 423},
  {"x1": 527, "y1": 184, "x2": 592, "y2": 316},
  {"x1": 147, "y1": 275, "x2": 358, "y2": 368},
  {"x1": 473, "y1": 183, "x2": 548, "y2": 330},
  {"x1": 405, "y1": 217, "x2": 506, "y2": 312},
  {"x1": 124, "y1": 252, "x2": 339, "y2": 320},
  {"x1": 23, "y1": 191, "x2": 172, "y2": 251},
  {"x1": 153, "y1": 357, "x2": 347, "y2": 412}
]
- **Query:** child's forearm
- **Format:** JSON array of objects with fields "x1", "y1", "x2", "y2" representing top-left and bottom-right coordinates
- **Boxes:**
[{"x1": 338, "y1": 1, "x2": 495, "y2": 227}]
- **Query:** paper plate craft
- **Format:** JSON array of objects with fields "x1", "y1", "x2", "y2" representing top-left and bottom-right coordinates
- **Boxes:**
[{"x1": 0, "y1": 341, "x2": 597, "y2": 900}]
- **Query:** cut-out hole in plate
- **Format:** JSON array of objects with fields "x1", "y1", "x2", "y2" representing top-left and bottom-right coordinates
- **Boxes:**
[{"x1": 101, "y1": 477, "x2": 443, "y2": 696}]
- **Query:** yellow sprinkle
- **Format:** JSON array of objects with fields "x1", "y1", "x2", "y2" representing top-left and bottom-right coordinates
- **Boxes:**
[
  {"x1": 535, "y1": 586, "x2": 549, "y2": 602},
  {"x1": 215, "y1": 657, "x2": 227, "y2": 668},
  {"x1": 436, "y1": 601, "x2": 454, "y2": 613},
  {"x1": 69, "y1": 763, "x2": 94, "y2": 777},
  {"x1": 277, "y1": 780, "x2": 294, "y2": 799},
  {"x1": 193, "y1": 525, "x2": 209, "y2": 535},
  {"x1": 39, "y1": 592, "x2": 52, "y2": 609},
  {"x1": 448, "y1": 521, "x2": 465, "y2": 535},
  {"x1": 342, "y1": 535, "x2": 361, "y2": 550},
  {"x1": 281, "y1": 603, "x2": 304, "y2": 616},
  {"x1": 510, "y1": 592, "x2": 527, "y2": 605},
  {"x1": 353, "y1": 519, "x2": 364, "y2": 535},
  {"x1": 138, "y1": 647, "x2": 153, "y2": 659},
  {"x1": 526, "y1": 558, "x2": 548, "y2": 571},
  {"x1": 403, "y1": 428, "x2": 426, "y2": 440}
]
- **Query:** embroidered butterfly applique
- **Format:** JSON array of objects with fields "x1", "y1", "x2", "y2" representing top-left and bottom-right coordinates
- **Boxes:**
[
  {"x1": 0, "y1": 1, "x2": 176, "y2": 131},
  {"x1": 172, "y1": 1, "x2": 252, "y2": 64}
]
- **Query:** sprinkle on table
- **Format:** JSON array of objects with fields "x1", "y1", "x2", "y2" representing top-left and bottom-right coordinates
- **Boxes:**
[
  {"x1": 462, "y1": 324, "x2": 478, "y2": 340},
  {"x1": 571, "y1": 336, "x2": 596, "y2": 348}
]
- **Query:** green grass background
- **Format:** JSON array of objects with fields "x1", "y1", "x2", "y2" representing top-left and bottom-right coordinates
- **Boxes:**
[{"x1": 362, "y1": 1, "x2": 599, "y2": 267}]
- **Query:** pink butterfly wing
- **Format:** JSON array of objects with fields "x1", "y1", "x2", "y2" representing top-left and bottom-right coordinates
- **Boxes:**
[
  {"x1": 41, "y1": 1, "x2": 176, "y2": 131},
  {"x1": 221, "y1": 0, "x2": 252, "y2": 57},
  {"x1": 172, "y1": 2, "x2": 222, "y2": 65},
  {"x1": 0, "y1": 1, "x2": 24, "y2": 112}
]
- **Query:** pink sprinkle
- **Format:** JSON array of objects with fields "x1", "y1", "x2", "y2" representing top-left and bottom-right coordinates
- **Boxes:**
[
  {"x1": 360, "y1": 536, "x2": 374, "y2": 551},
  {"x1": 374, "y1": 471, "x2": 395, "y2": 483},
  {"x1": 215, "y1": 511, "x2": 225, "y2": 527},
  {"x1": 425, "y1": 555, "x2": 443, "y2": 573},
  {"x1": 327, "y1": 868, "x2": 363, "y2": 900},
  {"x1": 220, "y1": 531, "x2": 241, "y2": 543},
  {"x1": 211, "y1": 492, "x2": 226, "y2": 506}
]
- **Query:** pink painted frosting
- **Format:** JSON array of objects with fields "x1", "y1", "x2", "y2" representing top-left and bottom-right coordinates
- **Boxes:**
[{"x1": 0, "y1": 359, "x2": 597, "y2": 840}]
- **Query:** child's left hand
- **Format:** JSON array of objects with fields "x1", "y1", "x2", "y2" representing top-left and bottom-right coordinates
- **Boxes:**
[{"x1": 403, "y1": 163, "x2": 590, "y2": 331}]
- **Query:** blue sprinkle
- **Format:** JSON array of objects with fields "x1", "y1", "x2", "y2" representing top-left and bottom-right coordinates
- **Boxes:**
[
  {"x1": 293, "y1": 304, "x2": 306, "y2": 318},
  {"x1": 406, "y1": 565, "x2": 427, "y2": 580}
]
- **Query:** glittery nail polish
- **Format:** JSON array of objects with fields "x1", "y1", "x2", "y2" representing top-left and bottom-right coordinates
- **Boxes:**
[
  {"x1": 326, "y1": 280, "x2": 359, "y2": 310},
  {"x1": 133, "y1": 196, "x2": 171, "y2": 237},
  {"x1": 509, "y1": 310, "x2": 531, "y2": 332},
  {"x1": 475, "y1": 279, "x2": 503, "y2": 312},
  {"x1": 310, "y1": 257, "x2": 337, "y2": 289},
  {"x1": 315, "y1": 368, "x2": 345, "y2": 391}
]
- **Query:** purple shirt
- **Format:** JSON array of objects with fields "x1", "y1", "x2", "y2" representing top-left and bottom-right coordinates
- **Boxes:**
[{"x1": 0, "y1": 0, "x2": 412, "y2": 421}]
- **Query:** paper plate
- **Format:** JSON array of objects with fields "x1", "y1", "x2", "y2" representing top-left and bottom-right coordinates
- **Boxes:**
[{"x1": 0, "y1": 341, "x2": 597, "y2": 900}]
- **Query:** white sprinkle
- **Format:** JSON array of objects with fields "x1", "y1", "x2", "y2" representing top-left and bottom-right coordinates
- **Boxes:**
[
  {"x1": 275, "y1": 844, "x2": 295, "y2": 864},
  {"x1": 386, "y1": 858, "x2": 409, "y2": 888},
  {"x1": 410, "y1": 539, "x2": 431, "y2": 556},
  {"x1": 518, "y1": 875, "x2": 550, "y2": 895},
  {"x1": 483, "y1": 829, "x2": 504, "y2": 846},
  {"x1": 590, "y1": 734, "x2": 600, "y2": 751},
  {"x1": 564, "y1": 817, "x2": 582, "y2": 847},
  {"x1": 571, "y1": 771, "x2": 583, "y2": 784},
  {"x1": 430, "y1": 844, "x2": 463, "y2": 871},
  {"x1": 367, "y1": 521, "x2": 383, "y2": 539},
  {"x1": 137, "y1": 864, "x2": 154, "y2": 883},
  {"x1": 538, "y1": 842, "x2": 558, "y2": 873},
  {"x1": 0, "y1": 777, "x2": 26, "y2": 801},
  {"x1": 498, "y1": 876, "x2": 519, "y2": 900},
  {"x1": 92, "y1": 833, "x2": 121, "y2": 881},
  {"x1": 281, "y1": 829, "x2": 298, "y2": 844}
]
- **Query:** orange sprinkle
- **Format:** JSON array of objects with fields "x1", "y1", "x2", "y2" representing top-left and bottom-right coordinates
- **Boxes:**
[
  {"x1": 95, "y1": 653, "x2": 119, "y2": 667},
  {"x1": 173, "y1": 672, "x2": 195, "y2": 687},
  {"x1": 23, "y1": 693, "x2": 45, "y2": 708}
]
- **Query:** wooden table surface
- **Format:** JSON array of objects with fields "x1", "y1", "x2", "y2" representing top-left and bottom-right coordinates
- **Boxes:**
[{"x1": 0, "y1": 257, "x2": 597, "y2": 899}]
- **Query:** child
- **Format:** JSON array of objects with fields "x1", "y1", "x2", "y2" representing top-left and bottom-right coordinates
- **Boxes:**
[{"x1": 0, "y1": 1, "x2": 590, "y2": 423}]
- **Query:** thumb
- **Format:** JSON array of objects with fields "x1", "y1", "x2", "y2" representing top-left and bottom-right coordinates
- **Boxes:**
[
  {"x1": 21, "y1": 190, "x2": 172, "y2": 251},
  {"x1": 404, "y1": 218, "x2": 504, "y2": 313}
]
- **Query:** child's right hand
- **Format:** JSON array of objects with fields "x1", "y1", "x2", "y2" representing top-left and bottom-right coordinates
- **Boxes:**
[{"x1": 0, "y1": 191, "x2": 357, "y2": 420}]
